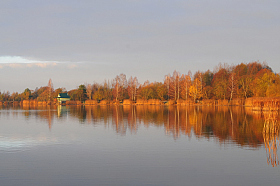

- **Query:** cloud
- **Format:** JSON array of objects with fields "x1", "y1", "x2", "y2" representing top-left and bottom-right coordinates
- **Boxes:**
[
  {"x1": 1, "y1": 0, "x2": 280, "y2": 87},
  {"x1": 28, "y1": 62, "x2": 57, "y2": 68},
  {"x1": 0, "y1": 56, "x2": 58, "y2": 68},
  {"x1": 0, "y1": 56, "x2": 38, "y2": 64},
  {"x1": 36, "y1": 62, "x2": 57, "y2": 67}
]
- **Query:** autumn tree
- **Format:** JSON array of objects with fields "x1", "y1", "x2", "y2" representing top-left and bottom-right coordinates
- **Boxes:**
[
  {"x1": 68, "y1": 89, "x2": 77, "y2": 100},
  {"x1": 155, "y1": 82, "x2": 167, "y2": 100},
  {"x1": 37, "y1": 90, "x2": 49, "y2": 101},
  {"x1": 3, "y1": 61, "x2": 279, "y2": 102},
  {"x1": 48, "y1": 79, "x2": 54, "y2": 101},
  {"x1": 112, "y1": 73, "x2": 128, "y2": 101},
  {"x1": 266, "y1": 73, "x2": 280, "y2": 97},
  {"x1": 239, "y1": 75, "x2": 253, "y2": 98},
  {"x1": 252, "y1": 69, "x2": 274, "y2": 97},
  {"x1": 52, "y1": 87, "x2": 66, "y2": 98},
  {"x1": 77, "y1": 85, "x2": 87, "y2": 101},
  {"x1": 233, "y1": 63, "x2": 247, "y2": 98},
  {"x1": 22, "y1": 88, "x2": 31, "y2": 100},
  {"x1": 228, "y1": 72, "x2": 237, "y2": 102},
  {"x1": 202, "y1": 70, "x2": 213, "y2": 99},
  {"x1": 189, "y1": 76, "x2": 203, "y2": 102},
  {"x1": 119, "y1": 73, "x2": 128, "y2": 100},
  {"x1": 164, "y1": 74, "x2": 171, "y2": 100},
  {"x1": 180, "y1": 73, "x2": 191, "y2": 100},
  {"x1": 202, "y1": 70, "x2": 213, "y2": 87},
  {"x1": 127, "y1": 76, "x2": 138, "y2": 101},
  {"x1": 193, "y1": 71, "x2": 204, "y2": 99},
  {"x1": 247, "y1": 61, "x2": 264, "y2": 75},
  {"x1": 32, "y1": 87, "x2": 39, "y2": 100},
  {"x1": 92, "y1": 83, "x2": 104, "y2": 101},
  {"x1": 112, "y1": 75, "x2": 121, "y2": 101},
  {"x1": 0, "y1": 91, "x2": 11, "y2": 101},
  {"x1": 212, "y1": 65, "x2": 229, "y2": 100},
  {"x1": 103, "y1": 80, "x2": 113, "y2": 100},
  {"x1": 11, "y1": 92, "x2": 20, "y2": 101},
  {"x1": 86, "y1": 84, "x2": 92, "y2": 100},
  {"x1": 169, "y1": 71, "x2": 180, "y2": 101},
  {"x1": 139, "y1": 81, "x2": 154, "y2": 100},
  {"x1": 239, "y1": 61, "x2": 270, "y2": 98},
  {"x1": 36, "y1": 87, "x2": 49, "y2": 101}
]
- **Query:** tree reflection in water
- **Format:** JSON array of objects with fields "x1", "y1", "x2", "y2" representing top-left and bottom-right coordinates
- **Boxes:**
[
  {"x1": 8, "y1": 104, "x2": 280, "y2": 167},
  {"x1": 263, "y1": 111, "x2": 280, "y2": 167}
]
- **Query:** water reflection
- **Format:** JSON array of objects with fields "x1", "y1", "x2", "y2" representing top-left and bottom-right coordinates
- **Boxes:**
[
  {"x1": 21, "y1": 105, "x2": 57, "y2": 129},
  {"x1": 0, "y1": 105, "x2": 269, "y2": 144},
  {"x1": 1, "y1": 104, "x2": 280, "y2": 167},
  {"x1": 263, "y1": 111, "x2": 280, "y2": 167}
]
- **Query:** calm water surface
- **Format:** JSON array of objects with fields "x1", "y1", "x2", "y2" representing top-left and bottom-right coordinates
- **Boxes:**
[{"x1": 0, "y1": 105, "x2": 280, "y2": 186}]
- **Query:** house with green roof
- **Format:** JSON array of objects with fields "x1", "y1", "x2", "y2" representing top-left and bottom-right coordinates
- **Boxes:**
[{"x1": 56, "y1": 93, "x2": 70, "y2": 104}]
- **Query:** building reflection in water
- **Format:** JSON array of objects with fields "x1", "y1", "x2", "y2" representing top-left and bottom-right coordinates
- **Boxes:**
[
  {"x1": 57, "y1": 105, "x2": 69, "y2": 118},
  {"x1": 12, "y1": 104, "x2": 280, "y2": 166}
]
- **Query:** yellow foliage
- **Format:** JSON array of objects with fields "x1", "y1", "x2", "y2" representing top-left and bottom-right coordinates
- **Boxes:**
[{"x1": 189, "y1": 78, "x2": 203, "y2": 101}]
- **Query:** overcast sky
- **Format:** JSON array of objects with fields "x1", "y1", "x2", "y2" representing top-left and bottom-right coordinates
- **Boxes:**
[{"x1": 1, "y1": 0, "x2": 279, "y2": 92}]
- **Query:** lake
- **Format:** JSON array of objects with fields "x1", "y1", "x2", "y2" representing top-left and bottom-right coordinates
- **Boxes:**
[{"x1": 0, "y1": 105, "x2": 279, "y2": 186}]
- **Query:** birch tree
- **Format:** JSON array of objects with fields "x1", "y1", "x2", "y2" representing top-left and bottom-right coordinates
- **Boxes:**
[
  {"x1": 127, "y1": 76, "x2": 139, "y2": 101},
  {"x1": 228, "y1": 72, "x2": 237, "y2": 102}
]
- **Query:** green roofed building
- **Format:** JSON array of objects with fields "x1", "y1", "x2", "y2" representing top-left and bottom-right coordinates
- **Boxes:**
[{"x1": 57, "y1": 93, "x2": 70, "y2": 104}]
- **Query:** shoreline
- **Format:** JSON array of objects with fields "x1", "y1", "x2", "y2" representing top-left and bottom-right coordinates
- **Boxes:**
[{"x1": 1, "y1": 97, "x2": 280, "y2": 111}]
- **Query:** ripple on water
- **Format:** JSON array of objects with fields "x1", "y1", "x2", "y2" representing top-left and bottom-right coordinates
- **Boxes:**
[{"x1": 0, "y1": 136, "x2": 65, "y2": 153}]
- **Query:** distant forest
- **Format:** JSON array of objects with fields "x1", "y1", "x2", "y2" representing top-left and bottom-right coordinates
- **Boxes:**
[{"x1": 1, "y1": 61, "x2": 279, "y2": 102}]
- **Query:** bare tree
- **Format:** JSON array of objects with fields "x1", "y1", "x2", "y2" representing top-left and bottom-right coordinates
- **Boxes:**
[
  {"x1": 127, "y1": 76, "x2": 139, "y2": 101},
  {"x1": 112, "y1": 75, "x2": 121, "y2": 101},
  {"x1": 180, "y1": 73, "x2": 191, "y2": 100},
  {"x1": 164, "y1": 74, "x2": 171, "y2": 100},
  {"x1": 168, "y1": 71, "x2": 181, "y2": 101},
  {"x1": 119, "y1": 73, "x2": 127, "y2": 100},
  {"x1": 86, "y1": 84, "x2": 92, "y2": 100},
  {"x1": 48, "y1": 79, "x2": 53, "y2": 101}
]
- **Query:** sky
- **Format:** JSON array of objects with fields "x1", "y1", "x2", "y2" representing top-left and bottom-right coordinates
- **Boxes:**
[{"x1": 0, "y1": 0, "x2": 280, "y2": 93}]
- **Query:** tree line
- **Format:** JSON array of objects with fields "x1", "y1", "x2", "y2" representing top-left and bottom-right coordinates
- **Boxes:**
[{"x1": 1, "y1": 61, "x2": 279, "y2": 102}]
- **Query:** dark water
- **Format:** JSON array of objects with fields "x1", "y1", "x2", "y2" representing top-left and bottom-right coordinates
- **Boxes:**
[{"x1": 0, "y1": 105, "x2": 280, "y2": 186}]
